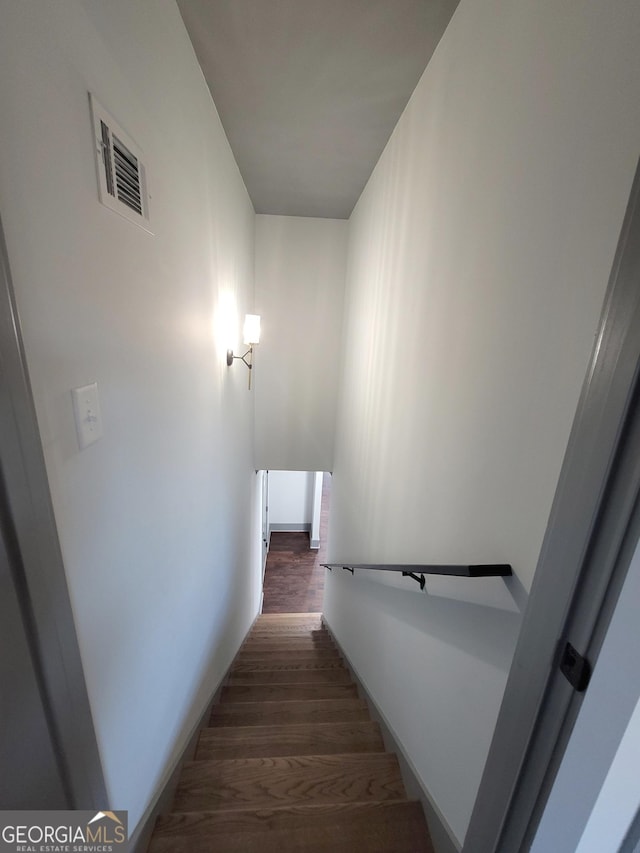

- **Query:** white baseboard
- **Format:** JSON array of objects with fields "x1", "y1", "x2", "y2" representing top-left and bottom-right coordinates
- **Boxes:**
[{"x1": 269, "y1": 523, "x2": 312, "y2": 533}]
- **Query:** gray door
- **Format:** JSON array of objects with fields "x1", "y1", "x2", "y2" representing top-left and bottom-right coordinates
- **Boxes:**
[
  {"x1": 465, "y1": 159, "x2": 640, "y2": 851},
  {"x1": 0, "y1": 504, "x2": 69, "y2": 808}
]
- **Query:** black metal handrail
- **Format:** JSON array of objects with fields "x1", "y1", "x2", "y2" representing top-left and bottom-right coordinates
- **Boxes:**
[{"x1": 322, "y1": 562, "x2": 512, "y2": 590}]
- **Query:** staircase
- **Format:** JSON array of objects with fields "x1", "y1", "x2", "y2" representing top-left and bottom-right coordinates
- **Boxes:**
[{"x1": 148, "y1": 613, "x2": 434, "y2": 852}]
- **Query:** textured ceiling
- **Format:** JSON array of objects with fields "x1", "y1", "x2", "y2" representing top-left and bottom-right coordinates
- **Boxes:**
[{"x1": 177, "y1": 0, "x2": 459, "y2": 219}]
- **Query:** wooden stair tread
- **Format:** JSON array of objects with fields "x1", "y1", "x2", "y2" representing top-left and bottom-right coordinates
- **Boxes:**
[
  {"x1": 255, "y1": 613, "x2": 323, "y2": 621},
  {"x1": 210, "y1": 698, "x2": 370, "y2": 727},
  {"x1": 235, "y1": 657, "x2": 342, "y2": 667},
  {"x1": 237, "y1": 649, "x2": 342, "y2": 661},
  {"x1": 248, "y1": 624, "x2": 328, "y2": 633},
  {"x1": 253, "y1": 624, "x2": 327, "y2": 629},
  {"x1": 241, "y1": 641, "x2": 336, "y2": 651},
  {"x1": 244, "y1": 631, "x2": 331, "y2": 639},
  {"x1": 249, "y1": 620, "x2": 329, "y2": 634},
  {"x1": 229, "y1": 669, "x2": 351, "y2": 685},
  {"x1": 244, "y1": 634, "x2": 333, "y2": 641},
  {"x1": 221, "y1": 683, "x2": 358, "y2": 703},
  {"x1": 242, "y1": 635, "x2": 332, "y2": 642},
  {"x1": 173, "y1": 753, "x2": 406, "y2": 811},
  {"x1": 196, "y1": 721, "x2": 385, "y2": 759},
  {"x1": 255, "y1": 613, "x2": 323, "y2": 619},
  {"x1": 149, "y1": 801, "x2": 434, "y2": 853},
  {"x1": 247, "y1": 628, "x2": 330, "y2": 636},
  {"x1": 251, "y1": 623, "x2": 324, "y2": 634},
  {"x1": 232, "y1": 659, "x2": 346, "y2": 673},
  {"x1": 239, "y1": 648, "x2": 337, "y2": 657}
]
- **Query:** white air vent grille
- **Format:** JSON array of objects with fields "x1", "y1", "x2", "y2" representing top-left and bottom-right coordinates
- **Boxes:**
[
  {"x1": 90, "y1": 94, "x2": 152, "y2": 233},
  {"x1": 113, "y1": 133, "x2": 143, "y2": 214}
]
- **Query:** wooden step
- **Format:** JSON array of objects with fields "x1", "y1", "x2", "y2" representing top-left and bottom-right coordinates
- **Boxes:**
[
  {"x1": 246, "y1": 634, "x2": 331, "y2": 641},
  {"x1": 247, "y1": 628, "x2": 333, "y2": 643},
  {"x1": 232, "y1": 659, "x2": 345, "y2": 674},
  {"x1": 241, "y1": 644, "x2": 336, "y2": 655},
  {"x1": 221, "y1": 683, "x2": 358, "y2": 704},
  {"x1": 242, "y1": 637, "x2": 333, "y2": 647},
  {"x1": 254, "y1": 613, "x2": 322, "y2": 625},
  {"x1": 229, "y1": 669, "x2": 351, "y2": 685},
  {"x1": 249, "y1": 624, "x2": 328, "y2": 632},
  {"x1": 210, "y1": 698, "x2": 370, "y2": 727},
  {"x1": 240, "y1": 647, "x2": 336, "y2": 658},
  {"x1": 249, "y1": 625, "x2": 328, "y2": 634},
  {"x1": 173, "y1": 753, "x2": 406, "y2": 811},
  {"x1": 242, "y1": 639, "x2": 335, "y2": 650},
  {"x1": 235, "y1": 656, "x2": 342, "y2": 668},
  {"x1": 251, "y1": 619, "x2": 328, "y2": 634},
  {"x1": 196, "y1": 721, "x2": 385, "y2": 760},
  {"x1": 246, "y1": 629, "x2": 330, "y2": 638},
  {"x1": 237, "y1": 649, "x2": 341, "y2": 662},
  {"x1": 149, "y1": 800, "x2": 434, "y2": 853},
  {"x1": 244, "y1": 639, "x2": 334, "y2": 649}
]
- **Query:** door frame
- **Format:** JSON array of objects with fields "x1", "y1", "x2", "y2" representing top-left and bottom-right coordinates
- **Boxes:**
[
  {"x1": 465, "y1": 157, "x2": 640, "y2": 851},
  {"x1": 261, "y1": 469, "x2": 270, "y2": 573},
  {"x1": 0, "y1": 214, "x2": 107, "y2": 808}
]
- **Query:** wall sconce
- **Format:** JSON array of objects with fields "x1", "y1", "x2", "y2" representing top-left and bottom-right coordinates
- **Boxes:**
[{"x1": 227, "y1": 314, "x2": 261, "y2": 389}]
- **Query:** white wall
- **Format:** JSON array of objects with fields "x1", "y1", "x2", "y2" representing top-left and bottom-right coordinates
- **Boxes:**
[
  {"x1": 254, "y1": 215, "x2": 348, "y2": 471},
  {"x1": 325, "y1": 0, "x2": 640, "y2": 844},
  {"x1": 0, "y1": 0, "x2": 260, "y2": 830},
  {"x1": 268, "y1": 470, "x2": 314, "y2": 528},
  {"x1": 531, "y1": 535, "x2": 640, "y2": 853}
]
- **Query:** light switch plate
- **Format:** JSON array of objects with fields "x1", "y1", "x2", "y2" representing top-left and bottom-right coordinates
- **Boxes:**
[{"x1": 72, "y1": 382, "x2": 103, "y2": 449}]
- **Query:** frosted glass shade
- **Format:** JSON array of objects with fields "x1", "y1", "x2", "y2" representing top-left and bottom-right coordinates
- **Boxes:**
[{"x1": 243, "y1": 314, "x2": 261, "y2": 345}]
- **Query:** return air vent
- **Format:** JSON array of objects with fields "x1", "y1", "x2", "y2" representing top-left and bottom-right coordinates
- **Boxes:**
[{"x1": 89, "y1": 93, "x2": 152, "y2": 233}]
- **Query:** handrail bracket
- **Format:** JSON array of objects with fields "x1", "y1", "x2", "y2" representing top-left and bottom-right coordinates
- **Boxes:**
[{"x1": 402, "y1": 571, "x2": 426, "y2": 590}]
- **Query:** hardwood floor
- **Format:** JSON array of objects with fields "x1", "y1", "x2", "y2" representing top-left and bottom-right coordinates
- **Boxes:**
[
  {"x1": 261, "y1": 474, "x2": 330, "y2": 613},
  {"x1": 148, "y1": 614, "x2": 434, "y2": 852}
]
